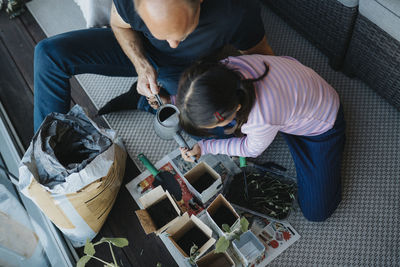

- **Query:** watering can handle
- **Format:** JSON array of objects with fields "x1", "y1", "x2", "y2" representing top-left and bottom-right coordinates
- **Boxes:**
[
  {"x1": 138, "y1": 153, "x2": 160, "y2": 177},
  {"x1": 174, "y1": 132, "x2": 198, "y2": 163}
]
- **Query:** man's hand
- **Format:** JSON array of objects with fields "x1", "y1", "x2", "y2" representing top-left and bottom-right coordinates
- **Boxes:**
[
  {"x1": 136, "y1": 61, "x2": 159, "y2": 97},
  {"x1": 180, "y1": 144, "x2": 201, "y2": 162}
]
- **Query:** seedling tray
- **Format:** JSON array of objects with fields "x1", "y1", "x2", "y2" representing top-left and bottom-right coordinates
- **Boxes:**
[{"x1": 225, "y1": 165, "x2": 297, "y2": 220}]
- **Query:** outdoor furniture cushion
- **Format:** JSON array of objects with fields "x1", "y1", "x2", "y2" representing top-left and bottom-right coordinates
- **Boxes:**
[
  {"x1": 343, "y1": 0, "x2": 400, "y2": 110},
  {"x1": 261, "y1": 0, "x2": 359, "y2": 70},
  {"x1": 359, "y1": 0, "x2": 400, "y2": 42},
  {"x1": 73, "y1": 0, "x2": 112, "y2": 28}
]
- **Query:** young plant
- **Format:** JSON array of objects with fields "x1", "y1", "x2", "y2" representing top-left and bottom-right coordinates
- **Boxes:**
[
  {"x1": 248, "y1": 173, "x2": 296, "y2": 219},
  {"x1": 0, "y1": 0, "x2": 25, "y2": 18},
  {"x1": 77, "y1": 237, "x2": 129, "y2": 267},
  {"x1": 214, "y1": 217, "x2": 249, "y2": 253},
  {"x1": 188, "y1": 244, "x2": 200, "y2": 265}
]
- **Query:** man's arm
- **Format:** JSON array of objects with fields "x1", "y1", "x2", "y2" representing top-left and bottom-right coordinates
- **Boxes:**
[
  {"x1": 110, "y1": 3, "x2": 158, "y2": 96},
  {"x1": 240, "y1": 36, "x2": 274, "y2": 56}
]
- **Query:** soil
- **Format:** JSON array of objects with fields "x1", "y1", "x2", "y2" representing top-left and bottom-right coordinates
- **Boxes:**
[
  {"x1": 159, "y1": 106, "x2": 177, "y2": 122},
  {"x1": 225, "y1": 171, "x2": 296, "y2": 220},
  {"x1": 146, "y1": 198, "x2": 178, "y2": 229},
  {"x1": 197, "y1": 254, "x2": 232, "y2": 267},
  {"x1": 191, "y1": 172, "x2": 215, "y2": 193},
  {"x1": 176, "y1": 226, "x2": 208, "y2": 256},
  {"x1": 210, "y1": 205, "x2": 237, "y2": 229}
]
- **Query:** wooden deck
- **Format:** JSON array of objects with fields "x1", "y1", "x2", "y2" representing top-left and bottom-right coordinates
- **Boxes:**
[{"x1": 0, "y1": 9, "x2": 177, "y2": 267}]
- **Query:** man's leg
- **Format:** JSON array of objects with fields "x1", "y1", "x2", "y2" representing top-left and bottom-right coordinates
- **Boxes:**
[
  {"x1": 34, "y1": 28, "x2": 136, "y2": 131},
  {"x1": 281, "y1": 106, "x2": 346, "y2": 221}
]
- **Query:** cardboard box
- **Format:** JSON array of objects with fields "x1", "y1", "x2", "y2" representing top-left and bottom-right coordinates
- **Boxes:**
[
  {"x1": 166, "y1": 213, "x2": 216, "y2": 258},
  {"x1": 232, "y1": 231, "x2": 265, "y2": 267},
  {"x1": 206, "y1": 194, "x2": 240, "y2": 237},
  {"x1": 135, "y1": 186, "x2": 181, "y2": 235},
  {"x1": 183, "y1": 162, "x2": 222, "y2": 204},
  {"x1": 196, "y1": 250, "x2": 235, "y2": 267}
]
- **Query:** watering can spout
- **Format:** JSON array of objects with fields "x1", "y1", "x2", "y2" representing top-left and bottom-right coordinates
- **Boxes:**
[{"x1": 174, "y1": 132, "x2": 198, "y2": 163}]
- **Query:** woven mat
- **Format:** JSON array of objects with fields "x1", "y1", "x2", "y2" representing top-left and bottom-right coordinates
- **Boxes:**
[{"x1": 28, "y1": 0, "x2": 400, "y2": 265}]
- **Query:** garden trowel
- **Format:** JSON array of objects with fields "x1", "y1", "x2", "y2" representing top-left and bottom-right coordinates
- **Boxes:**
[{"x1": 138, "y1": 153, "x2": 182, "y2": 201}]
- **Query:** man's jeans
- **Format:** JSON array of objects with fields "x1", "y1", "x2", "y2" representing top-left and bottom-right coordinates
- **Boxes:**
[{"x1": 34, "y1": 28, "x2": 185, "y2": 132}]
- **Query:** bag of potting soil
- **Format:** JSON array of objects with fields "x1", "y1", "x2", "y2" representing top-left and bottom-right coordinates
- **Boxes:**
[{"x1": 18, "y1": 105, "x2": 127, "y2": 247}]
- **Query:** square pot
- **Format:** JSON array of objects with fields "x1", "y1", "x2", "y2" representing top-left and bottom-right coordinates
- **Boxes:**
[
  {"x1": 206, "y1": 194, "x2": 240, "y2": 237},
  {"x1": 183, "y1": 162, "x2": 222, "y2": 204},
  {"x1": 166, "y1": 213, "x2": 216, "y2": 258},
  {"x1": 135, "y1": 186, "x2": 181, "y2": 235},
  {"x1": 232, "y1": 231, "x2": 265, "y2": 267},
  {"x1": 196, "y1": 250, "x2": 235, "y2": 267}
]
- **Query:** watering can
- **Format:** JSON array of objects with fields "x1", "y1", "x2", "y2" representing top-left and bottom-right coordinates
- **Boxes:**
[{"x1": 154, "y1": 104, "x2": 198, "y2": 163}]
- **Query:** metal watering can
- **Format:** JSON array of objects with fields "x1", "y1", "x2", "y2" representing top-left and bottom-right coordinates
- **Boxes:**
[{"x1": 154, "y1": 104, "x2": 197, "y2": 163}]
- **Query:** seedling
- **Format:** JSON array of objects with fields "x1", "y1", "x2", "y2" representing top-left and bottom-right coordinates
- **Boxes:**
[
  {"x1": 1, "y1": 0, "x2": 25, "y2": 18},
  {"x1": 226, "y1": 171, "x2": 296, "y2": 219},
  {"x1": 215, "y1": 217, "x2": 249, "y2": 253},
  {"x1": 188, "y1": 244, "x2": 200, "y2": 265},
  {"x1": 77, "y1": 237, "x2": 129, "y2": 267}
]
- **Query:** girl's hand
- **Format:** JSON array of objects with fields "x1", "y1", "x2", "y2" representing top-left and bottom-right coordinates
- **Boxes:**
[{"x1": 180, "y1": 144, "x2": 201, "y2": 162}]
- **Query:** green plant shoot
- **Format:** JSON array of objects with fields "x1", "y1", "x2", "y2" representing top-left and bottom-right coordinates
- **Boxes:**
[
  {"x1": 77, "y1": 237, "x2": 129, "y2": 267},
  {"x1": 215, "y1": 217, "x2": 249, "y2": 253}
]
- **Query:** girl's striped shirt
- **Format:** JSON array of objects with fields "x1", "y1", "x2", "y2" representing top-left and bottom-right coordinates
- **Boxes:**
[{"x1": 198, "y1": 55, "x2": 340, "y2": 157}]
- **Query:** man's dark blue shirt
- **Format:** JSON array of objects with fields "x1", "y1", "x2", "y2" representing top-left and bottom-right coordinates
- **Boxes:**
[{"x1": 113, "y1": 0, "x2": 265, "y2": 67}]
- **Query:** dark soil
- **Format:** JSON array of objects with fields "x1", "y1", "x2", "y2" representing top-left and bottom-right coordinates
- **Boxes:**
[
  {"x1": 176, "y1": 226, "x2": 208, "y2": 256},
  {"x1": 159, "y1": 106, "x2": 176, "y2": 122},
  {"x1": 146, "y1": 198, "x2": 178, "y2": 229},
  {"x1": 191, "y1": 172, "x2": 215, "y2": 193},
  {"x1": 197, "y1": 253, "x2": 232, "y2": 267},
  {"x1": 225, "y1": 170, "x2": 296, "y2": 220},
  {"x1": 210, "y1": 205, "x2": 237, "y2": 229}
]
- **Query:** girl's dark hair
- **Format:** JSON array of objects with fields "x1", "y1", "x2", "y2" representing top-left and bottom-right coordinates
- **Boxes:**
[{"x1": 176, "y1": 60, "x2": 269, "y2": 137}]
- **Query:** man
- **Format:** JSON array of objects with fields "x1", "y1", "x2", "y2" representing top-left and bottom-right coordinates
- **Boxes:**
[{"x1": 33, "y1": 0, "x2": 273, "y2": 132}]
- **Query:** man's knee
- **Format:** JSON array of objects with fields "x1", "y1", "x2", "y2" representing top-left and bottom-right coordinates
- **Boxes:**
[{"x1": 34, "y1": 36, "x2": 68, "y2": 70}]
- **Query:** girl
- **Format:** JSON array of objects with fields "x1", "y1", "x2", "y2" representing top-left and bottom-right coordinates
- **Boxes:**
[{"x1": 176, "y1": 55, "x2": 346, "y2": 222}]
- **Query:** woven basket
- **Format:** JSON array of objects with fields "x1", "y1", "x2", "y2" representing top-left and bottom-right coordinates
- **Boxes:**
[
  {"x1": 343, "y1": 15, "x2": 400, "y2": 110},
  {"x1": 261, "y1": 0, "x2": 358, "y2": 70}
]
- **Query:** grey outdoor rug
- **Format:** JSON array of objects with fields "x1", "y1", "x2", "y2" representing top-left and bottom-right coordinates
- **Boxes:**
[{"x1": 27, "y1": 0, "x2": 400, "y2": 265}]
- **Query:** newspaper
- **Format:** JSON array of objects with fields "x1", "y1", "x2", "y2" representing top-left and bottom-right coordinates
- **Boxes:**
[
  {"x1": 126, "y1": 146, "x2": 240, "y2": 212},
  {"x1": 125, "y1": 147, "x2": 300, "y2": 266}
]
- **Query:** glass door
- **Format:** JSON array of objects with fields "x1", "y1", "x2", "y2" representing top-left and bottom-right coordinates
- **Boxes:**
[{"x1": 0, "y1": 102, "x2": 76, "y2": 267}]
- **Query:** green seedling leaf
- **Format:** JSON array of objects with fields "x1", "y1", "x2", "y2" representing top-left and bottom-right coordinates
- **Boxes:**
[
  {"x1": 215, "y1": 236, "x2": 230, "y2": 253},
  {"x1": 100, "y1": 237, "x2": 129, "y2": 248},
  {"x1": 189, "y1": 243, "x2": 200, "y2": 265},
  {"x1": 222, "y1": 224, "x2": 231, "y2": 233},
  {"x1": 190, "y1": 244, "x2": 199, "y2": 256},
  {"x1": 240, "y1": 217, "x2": 249, "y2": 233},
  {"x1": 156, "y1": 262, "x2": 162, "y2": 267},
  {"x1": 77, "y1": 255, "x2": 91, "y2": 267},
  {"x1": 84, "y1": 239, "x2": 95, "y2": 256},
  {"x1": 233, "y1": 233, "x2": 241, "y2": 241}
]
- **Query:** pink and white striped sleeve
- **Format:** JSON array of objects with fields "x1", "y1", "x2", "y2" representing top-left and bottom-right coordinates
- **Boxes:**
[{"x1": 197, "y1": 124, "x2": 280, "y2": 158}]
